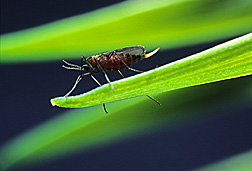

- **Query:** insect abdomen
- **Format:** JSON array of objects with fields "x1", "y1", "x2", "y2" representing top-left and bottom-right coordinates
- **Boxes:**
[
  {"x1": 89, "y1": 54, "x2": 143, "y2": 71},
  {"x1": 105, "y1": 54, "x2": 143, "y2": 70}
]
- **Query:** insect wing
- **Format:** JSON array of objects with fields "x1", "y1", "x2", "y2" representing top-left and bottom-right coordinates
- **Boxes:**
[
  {"x1": 100, "y1": 46, "x2": 146, "y2": 56},
  {"x1": 115, "y1": 46, "x2": 146, "y2": 55}
]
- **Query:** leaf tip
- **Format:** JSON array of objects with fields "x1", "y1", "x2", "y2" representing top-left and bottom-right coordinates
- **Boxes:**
[{"x1": 50, "y1": 98, "x2": 57, "y2": 106}]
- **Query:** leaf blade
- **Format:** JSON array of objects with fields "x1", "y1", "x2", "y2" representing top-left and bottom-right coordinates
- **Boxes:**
[
  {"x1": 51, "y1": 33, "x2": 252, "y2": 108},
  {"x1": 1, "y1": 0, "x2": 252, "y2": 63}
]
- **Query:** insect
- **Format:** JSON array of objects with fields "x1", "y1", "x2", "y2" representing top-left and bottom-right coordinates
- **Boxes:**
[{"x1": 62, "y1": 45, "x2": 160, "y2": 113}]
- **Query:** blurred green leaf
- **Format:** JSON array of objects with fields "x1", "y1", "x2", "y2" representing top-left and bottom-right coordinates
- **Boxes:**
[
  {"x1": 1, "y1": 0, "x2": 252, "y2": 63},
  {"x1": 196, "y1": 150, "x2": 252, "y2": 171}
]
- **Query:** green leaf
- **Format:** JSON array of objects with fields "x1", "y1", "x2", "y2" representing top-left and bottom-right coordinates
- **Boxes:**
[
  {"x1": 1, "y1": 0, "x2": 252, "y2": 63},
  {"x1": 1, "y1": 73, "x2": 251, "y2": 170},
  {"x1": 51, "y1": 33, "x2": 252, "y2": 108},
  {"x1": 196, "y1": 150, "x2": 252, "y2": 171}
]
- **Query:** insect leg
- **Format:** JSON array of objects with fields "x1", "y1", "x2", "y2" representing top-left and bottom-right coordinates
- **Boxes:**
[
  {"x1": 93, "y1": 56, "x2": 114, "y2": 91},
  {"x1": 81, "y1": 57, "x2": 84, "y2": 78},
  {"x1": 64, "y1": 72, "x2": 91, "y2": 97},
  {"x1": 126, "y1": 66, "x2": 144, "y2": 73},
  {"x1": 90, "y1": 75, "x2": 108, "y2": 114},
  {"x1": 146, "y1": 95, "x2": 161, "y2": 105},
  {"x1": 117, "y1": 70, "x2": 161, "y2": 105},
  {"x1": 117, "y1": 70, "x2": 124, "y2": 78},
  {"x1": 90, "y1": 74, "x2": 101, "y2": 86},
  {"x1": 103, "y1": 104, "x2": 108, "y2": 114},
  {"x1": 64, "y1": 75, "x2": 82, "y2": 97}
]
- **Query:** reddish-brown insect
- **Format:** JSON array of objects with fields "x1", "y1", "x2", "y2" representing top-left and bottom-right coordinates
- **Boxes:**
[{"x1": 62, "y1": 45, "x2": 160, "y2": 113}]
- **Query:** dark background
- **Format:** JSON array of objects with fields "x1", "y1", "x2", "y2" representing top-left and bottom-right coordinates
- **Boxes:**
[{"x1": 1, "y1": 1, "x2": 251, "y2": 170}]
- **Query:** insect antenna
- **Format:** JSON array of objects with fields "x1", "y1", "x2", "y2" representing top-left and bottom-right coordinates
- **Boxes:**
[{"x1": 62, "y1": 60, "x2": 82, "y2": 71}]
